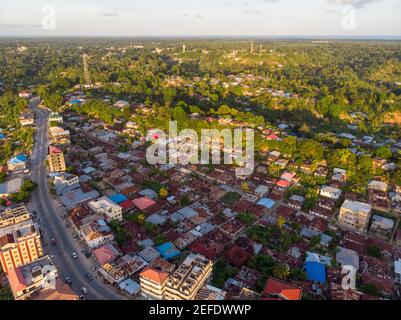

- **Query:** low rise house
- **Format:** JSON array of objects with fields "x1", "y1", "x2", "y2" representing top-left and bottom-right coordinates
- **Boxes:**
[
  {"x1": 360, "y1": 255, "x2": 394, "y2": 296},
  {"x1": 305, "y1": 261, "x2": 326, "y2": 284},
  {"x1": 93, "y1": 243, "x2": 120, "y2": 265},
  {"x1": 118, "y1": 278, "x2": 141, "y2": 296},
  {"x1": 320, "y1": 186, "x2": 342, "y2": 201},
  {"x1": 332, "y1": 168, "x2": 347, "y2": 183},
  {"x1": 132, "y1": 197, "x2": 156, "y2": 211},
  {"x1": 99, "y1": 255, "x2": 147, "y2": 284},
  {"x1": 60, "y1": 188, "x2": 99, "y2": 210},
  {"x1": 68, "y1": 206, "x2": 95, "y2": 232},
  {"x1": 336, "y1": 247, "x2": 360, "y2": 270},
  {"x1": 18, "y1": 91, "x2": 32, "y2": 99},
  {"x1": 54, "y1": 173, "x2": 80, "y2": 195},
  {"x1": 7, "y1": 154, "x2": 27, "y2": 172},
  {"x1": 31, "y1": 279, "x2": 79, "y2": 300},
  {"x1": 254, "y1": 185, "x2": 269, "y2": 198},
  {"x1": 224, "y1": 245, "x2": 251, "y2": 268},
  {"x1": 262, "y1": 277, "x2": 302, "y2": 300},
  {"x1": 80, "y1": 219, "x2": 114, "y2": 249},
  {"x1": 368, "y1": 180, "x2": 388, "y2": 192},
  {"x1": 138, "y1": 247, "x2": 161, "y2": 263},
  {"x1": 156, "y1": 242, "x2": 181, "y2": 261},
  {"x1": 391, "y1": 192, "x2": 401, "y2": 213},
  {"x1": 369, "y1": 215, "x2": 394, "y2": 238},
  {"x1": 19, "y1": 113, "x2": 34, "y2": 126},
  {"x1": 267, "y1": 150, "x2": 281, "y2": 162},
  {"x1": 315, "y1": 165, "x2": 329, "y2": 178},
  {"x1": 0, "y1": 206, "x2": 30, "y2": 228},
  {"x1": 0, "y1": 178, "x2": 23, "y2": 198},
  {"x1": 195, "y1": 284, "x2": 226, "y2": 300},
  {"x1": 287, "y1": 195, "x2": 305, "y2": 210}
]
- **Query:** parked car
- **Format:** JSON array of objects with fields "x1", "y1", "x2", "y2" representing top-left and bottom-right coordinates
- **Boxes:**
[{"x1": 72, "y1": 252, "x2": 78, "y2": 259}]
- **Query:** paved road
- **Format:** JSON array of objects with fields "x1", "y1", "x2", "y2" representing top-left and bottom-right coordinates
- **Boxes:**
[{"x1": 29, "y1": 100, "x2": 126, "y2": 300}]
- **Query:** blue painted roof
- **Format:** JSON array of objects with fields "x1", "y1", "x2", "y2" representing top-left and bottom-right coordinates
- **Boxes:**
[
  {"x1": 16, "y1": 154, "x2": 27, "y2": 162},
  {"x1": 108, "y1": 193, "x2": 128, "y2": 204},
  {"x1": 0, "y1": 134, "x2": 5, "y2": 139},
  {"x1": 257, "y1": 198, "x2": 276, "y2": 209},
  {"x1": 9, "y1": 154, "x2": 27, "y2": 164},
  {"x1": 70, "y1": 99, "x2": 82, "y2": 104},
  {"x1": 157, "y1": 242, "x2": 181, "y2": 260},
  {"x1": 305, "y1": 261, "x2": 326, "y2": 284}
]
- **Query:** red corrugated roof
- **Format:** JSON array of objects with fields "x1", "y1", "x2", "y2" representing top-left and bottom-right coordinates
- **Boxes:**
[
  {"x1": 224, "y1": 245, "x2": 251, "y2": 268},
  {"x1": 119, "y1": 200, "x2": 134, "y2": 210},
  {"x1": 7, "y1": 267, "x2": 26, "y2": 294},
  {"x1": 49, "y1": 146, "x2": 62, "y2": 154},
  {"x1": 276, "y1": 180, "x2": 290, "y2": 188},
  {"x1": 139, "y1": 267, "x2": 169, "y2": 284},
  {"x1": 132, "y1": 197, "x2": 156, "y2": 211},
  {"x1": 263, "y1": 277, "x2": 302, "y2": 300},
  {"x1": 93, "y1": 245, "x2": 118, "y2": 265}
]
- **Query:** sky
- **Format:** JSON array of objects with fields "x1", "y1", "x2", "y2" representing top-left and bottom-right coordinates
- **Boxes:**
[{"x1": 0, "y1": 0, "x2": 400, "y2": 37}]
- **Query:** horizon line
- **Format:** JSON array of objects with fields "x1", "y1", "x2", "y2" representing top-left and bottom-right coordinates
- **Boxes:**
[{"x1": 0, "y1": 34, "x2": 401, "y2": 41}]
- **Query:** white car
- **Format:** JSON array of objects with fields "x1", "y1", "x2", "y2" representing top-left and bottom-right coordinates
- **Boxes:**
[
  {"x1": 72, "y1": 252, "x2": 78, "y2": 259},
  {"x1": 81, "y1": 287, "x2": 88, "y2": 295}
]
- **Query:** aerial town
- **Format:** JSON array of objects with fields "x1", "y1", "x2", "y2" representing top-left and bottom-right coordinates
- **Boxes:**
[{"x1": 0, "y1": 37, "x2": 401, "y2": 303}]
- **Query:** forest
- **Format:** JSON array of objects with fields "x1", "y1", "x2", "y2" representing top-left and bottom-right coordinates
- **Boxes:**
[{"x1": 1, "y1": 39, "x2": 401, "y2": 192}]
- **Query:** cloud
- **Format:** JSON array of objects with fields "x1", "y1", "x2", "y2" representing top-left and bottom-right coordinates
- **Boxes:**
[
  {"x1": 242, "y1": 10, "x2": 262, "y2": 14},
  {"x1": 0, "y1": 23, "x2": 41, "y2": 28},
  {"x1": 327, "y1": 0, "x2": 382, "y2": 9},
  {"x1": 194, "y1": 13, "x2": 203, "y2": 18},
  {"x1": 97, "y1": 11, "x2": 119, "y2": 17}
]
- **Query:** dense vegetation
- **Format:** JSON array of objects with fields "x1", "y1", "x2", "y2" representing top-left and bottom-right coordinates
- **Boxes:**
[{"x1": 1, "y1": 39, "x2": 401, "y2": 197}]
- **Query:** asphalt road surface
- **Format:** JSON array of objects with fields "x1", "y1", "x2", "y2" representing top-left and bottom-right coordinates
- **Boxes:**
[{"x1": 30, "y1": 100, "x2": 126, "y2": 300}]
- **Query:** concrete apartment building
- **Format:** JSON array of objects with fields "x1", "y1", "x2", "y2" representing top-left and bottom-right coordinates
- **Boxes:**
[
  {"x1": 48, "y1": 146, "x2": 66, "y2": 173},
  {"x1": 88, "y1": 196, "x2": 123, "y2": 222},
  {"x1": 338, "y1": 200, "x2": 372, "y2": 232},
  {"x1": 19, "y1": 113, "x2": 35, "y2": 127},
  {"x1": 0, "y1": 206, "x2": 31, "y2": 229},
  {"x1": 164, "y1": 254, "x2": 213, "y2": 300},
  {"x1": 48, "y1": 112, "x2": 63, "y2": 123},
  {"x1": 0, "y1": 221, "x2": 44, "y2": 273},
  {"x1": 139, "y1": 267, "x2": 169, "y2": 300},
  {"x1": 49, "y1": 127, "x2": 70, "y2": 145}
]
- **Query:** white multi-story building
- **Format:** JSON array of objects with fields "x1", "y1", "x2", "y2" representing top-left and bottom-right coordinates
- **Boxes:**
[
  {"x1": 339, "y1": 200, "x2": 372, "y2": 232},
  {"x1": 7, "y1": 255, "x2": 58, "y2": 300},
  {"x1": 88, "y1": 197, "x2": 123, "y2": 222}
]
